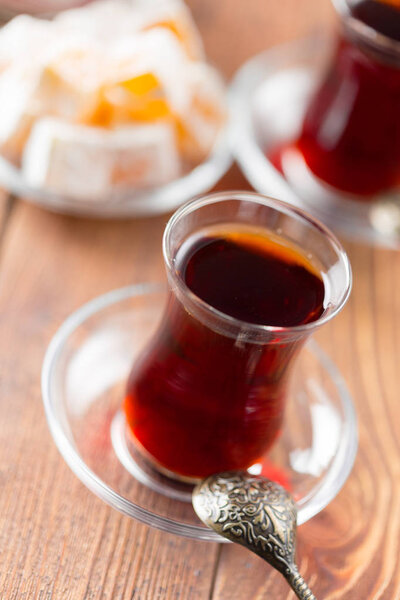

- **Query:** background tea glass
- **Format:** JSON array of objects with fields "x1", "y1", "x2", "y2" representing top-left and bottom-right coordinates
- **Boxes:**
[
  {"x1": 293, "y1": 0, "x2": 400, "y2": 196},
  {"x1": 124, "y1": 192, "x2": 352, "y2": 482},
  {"x1": 278, "y1": 0, "x2": 400, "y2": 238}
]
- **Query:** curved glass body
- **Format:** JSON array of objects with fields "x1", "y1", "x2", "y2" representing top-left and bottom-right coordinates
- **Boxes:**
[
  {"x1": 294, "y1": 0, "x2": 400, "y2": 200},
  {"x1": 124, "y1": 192, "x2": 351, "y2": 481}
]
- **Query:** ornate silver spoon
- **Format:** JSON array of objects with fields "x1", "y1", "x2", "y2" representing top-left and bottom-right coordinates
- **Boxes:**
[{"x1": 192, "y1": 471, "x2": 316, "y2": 600}]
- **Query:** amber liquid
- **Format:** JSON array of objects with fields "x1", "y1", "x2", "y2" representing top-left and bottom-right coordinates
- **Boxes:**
[
  {"x1": 271, "y1": 0, "x2": 400, "y2": 198},
  {"x1": 125, "y1": 228, "x2": 325, "y2": 479},
  {"x1": 351, "y1": 0, "x2": 400, "y2": 41}
]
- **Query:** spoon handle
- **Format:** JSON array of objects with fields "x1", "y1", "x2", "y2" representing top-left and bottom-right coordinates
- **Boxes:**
[{"x1": 286, "y1": 567, "x2": 316, "y2": 600}]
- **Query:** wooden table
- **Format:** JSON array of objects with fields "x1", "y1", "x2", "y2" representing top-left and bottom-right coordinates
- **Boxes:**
[{"x1": 1, "y1": 1, "x2": 400, "y2": 598}]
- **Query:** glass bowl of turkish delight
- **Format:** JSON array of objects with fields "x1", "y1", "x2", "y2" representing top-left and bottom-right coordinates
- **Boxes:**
[{"x1": 0, "y1": 0, "x2": 231, "y2": 216}]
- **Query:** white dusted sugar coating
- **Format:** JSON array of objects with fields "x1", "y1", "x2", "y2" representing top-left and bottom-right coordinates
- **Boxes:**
[
  {"x1": 106, "y1": 29, "x2": 191, "y2": 116},
  {"x1": 55, "y1": 0, "x2": 204, "y2": 59},
  {"x1": 133, "y1": 0, "x2": 205, "y2": 59},
  {"x1": 22, "y1": 118, "x2": 182, "y2": 199},
  {"x1": 0, "y1": 39, "x2": 107, "y2": 162},
  {"x1": 55, "y1": 0, "x2": 142, "y2": 43},
  {"x1": 177, "y1": 63, "x2": 227, "y2": 165},
  {"x1": 32, "y1": 43, "x2": 106, "y2": 128},
  {"x1": 0, "y1": 15, "x2": 54, "y2": 73},
  {"x1": 22, "y1": 119, "x2": 112, "y2": 199},
  {"x1": 0, "y1": 64, "x2": 42, "y2": 161},
  {"x1": 37, "y1": 37, "x2": 108, "y2": 92}
]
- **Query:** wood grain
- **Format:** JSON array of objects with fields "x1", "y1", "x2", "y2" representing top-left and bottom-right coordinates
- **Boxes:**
[
  {"x1": 0, "y1": 201, "x2": 219, "y2": 600},
  {"x1": 0, "y1": 191, "x2": 14, "y2": 254},
  {"x1": 0, "y1": 0, "x2": 399, "y2": 599},
  {"x1": 188, "y1": 0, "x2": 335, "y2": 77}
]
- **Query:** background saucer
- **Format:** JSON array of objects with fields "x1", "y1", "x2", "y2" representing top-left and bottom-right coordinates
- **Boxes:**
[{"x1": 42, "y1": 283, "x2": 357, "y2": 541}]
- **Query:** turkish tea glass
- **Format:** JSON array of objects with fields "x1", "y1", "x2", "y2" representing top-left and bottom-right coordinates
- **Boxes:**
[
  {"x1": 295, "y1": 0, "x2": 400, "y2": 201},
  {"x1": 124, "y1": 192, "x2": 352, "y2": 482}
]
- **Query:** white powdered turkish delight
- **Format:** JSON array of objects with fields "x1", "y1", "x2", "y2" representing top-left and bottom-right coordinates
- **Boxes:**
[
  {"x1": 0, "y1": 38, "x2": 106, "y2": 161},
  {"x1": 0, "y1": 64, "x2": 42, "y2": 161},
  {"x1": 176, "y1": 63, "x2": 226, "y2": 165},
  {"x1": 22, "y1": 118, "x2": 181, "y2": 198},
  {"x1": 134, "y1": 0, "x2": 205, "y2": 60},
  {"x1": 0, "y1": 15, "x2": 54, "y2": 73},
  {"x1": 56, "y1": 0, "x2": 204, "y2": 59},
  {"x1": 107, "y1": 29, "x2": 191, "y2": 118}
]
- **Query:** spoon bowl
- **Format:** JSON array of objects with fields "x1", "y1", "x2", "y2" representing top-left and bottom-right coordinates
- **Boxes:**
[{"x1": 193, "y1": 471, "x2": 316, "y2": 599}]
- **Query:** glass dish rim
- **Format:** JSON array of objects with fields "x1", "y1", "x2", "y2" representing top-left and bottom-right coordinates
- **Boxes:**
[
  {"x1": 41, "y1": 282, "x2": 358, "y2": 541},
  {"x1": 163, "y1": 191, "x2": 352, "y2": 338},
  {"x1": 0, "y1": 122, "x2": 232, "y2": 217}
]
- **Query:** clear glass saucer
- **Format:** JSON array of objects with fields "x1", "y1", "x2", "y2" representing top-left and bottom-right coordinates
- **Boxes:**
[
  {"x1": 230, "y1": 34, "x2": 400, "y2": 248},
  {"x1": 42, "y1": 283, "x2": 357, "y2": 541}
]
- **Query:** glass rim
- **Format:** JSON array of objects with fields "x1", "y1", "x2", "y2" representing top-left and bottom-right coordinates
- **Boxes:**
[
  {"x1": 163, "y1": 191, "x2": 352, "y2": 337},
  {"x1": 332, "y1": 0, "x2": 400, "y2": 59}
]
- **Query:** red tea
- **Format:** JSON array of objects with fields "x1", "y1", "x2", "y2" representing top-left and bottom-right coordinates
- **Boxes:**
[
  {"x1": 124, "y1": 228, "x2": 325, "y2": 479},
  {"x1": 351, "y1": 0, "x2": 400, "y2": 41},
  {"x1": 271, "y1": 0, "x2": 400, "y2": 198}
]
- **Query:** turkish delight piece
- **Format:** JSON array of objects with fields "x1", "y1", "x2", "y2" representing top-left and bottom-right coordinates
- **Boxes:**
[
  {"x1": 137, "y1": 0, "x2": 205, "y2": 60},
  {"x1": 0, "y1": 39, "x2": 107, "y2": 162},
  {"x1": 22, "y1": 118, "x2": 181, "y2": 198},
  {"x1": 85, "y1": 28, "x2": 191, "y2": 128},
  {"x1": 0, "y1": 15, "x2": 54, "y2": 73},
  {"x1": 56, "y1": 0, "x2": 204, "y2": 59},
  {"x1": 176, "y1": 63, "x2": 226, "y2": 165},
  {"x1": 0, "y1": 64, "x2": 43, "y2": 162},
  {"x1": 55, "y1": 0, "x2": 139, "y2": 42},
  {"x1": 35, "y1": 41, "x2": 108, "y2": 121},
  {"x1": 107, "y1": 29, "x2": 191, "y2": 115}
]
